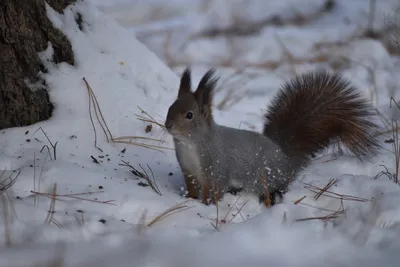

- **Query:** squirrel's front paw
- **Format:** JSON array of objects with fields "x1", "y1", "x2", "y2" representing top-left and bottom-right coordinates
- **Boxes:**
[{"x1": 184, "y1": 191, "x2": 200, "y2": 200}]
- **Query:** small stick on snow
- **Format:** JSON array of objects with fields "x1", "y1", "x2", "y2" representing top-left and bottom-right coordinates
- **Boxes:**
[{"x1": 294, "y1": 196, "x2": 307, "y2": 205}]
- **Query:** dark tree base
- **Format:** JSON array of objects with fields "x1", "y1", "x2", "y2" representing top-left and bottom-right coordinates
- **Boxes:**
[{"x1": 0, "y1": 0, "x2": 77, "y2": 130}]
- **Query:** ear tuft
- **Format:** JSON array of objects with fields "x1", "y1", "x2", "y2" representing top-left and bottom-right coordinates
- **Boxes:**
[
  {"x1": 178, "y1": 68, "x2": 192, "y2": 97},
  {"x1": 193, "y1": 68, "x2": 219, "y2": 107}
]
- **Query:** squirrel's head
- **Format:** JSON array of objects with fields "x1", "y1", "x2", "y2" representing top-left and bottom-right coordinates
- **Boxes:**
[{"x1": 165, "y1": 68, "x2": 219, "y2": 140}]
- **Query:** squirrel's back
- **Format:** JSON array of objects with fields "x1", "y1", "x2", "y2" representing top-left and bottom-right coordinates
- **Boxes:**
[
  {"x1": 198, "y1": 124, "x2": 298, "y2": 194},
  {"x1": 263, "y1": 71, "x2": 380, "y2": 166}
]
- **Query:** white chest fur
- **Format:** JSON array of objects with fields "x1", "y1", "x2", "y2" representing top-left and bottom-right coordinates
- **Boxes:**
[{"x1": 176, "y1": 141, "x2": 204, "y2": 184}]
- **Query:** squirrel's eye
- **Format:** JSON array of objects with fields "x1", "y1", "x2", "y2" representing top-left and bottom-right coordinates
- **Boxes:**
[{"x1": 185, "y1": 111, "x2": 193, "y2": 120}]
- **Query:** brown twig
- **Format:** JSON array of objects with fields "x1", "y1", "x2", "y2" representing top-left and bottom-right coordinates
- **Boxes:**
[{"x1": 294, "y1": 196, "x2": 307, "y2": 205}]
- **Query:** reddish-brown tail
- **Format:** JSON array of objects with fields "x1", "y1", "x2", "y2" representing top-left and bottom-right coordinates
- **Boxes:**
[{"x1": 263, "y1": 71, "x2": 380, "y2": 164}]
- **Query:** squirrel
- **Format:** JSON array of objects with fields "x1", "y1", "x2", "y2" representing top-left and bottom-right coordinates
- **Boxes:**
[{"x1": 164, "y1": 68, "x2": 380, "y2": 206}]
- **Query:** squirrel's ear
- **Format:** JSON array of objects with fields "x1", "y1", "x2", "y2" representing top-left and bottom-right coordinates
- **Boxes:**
[
  {"x1": 193, "y1": 68, "x2": 219, "y2": 108},
  {"x1": 178, "y1": 68, "x2": 192, "y2": 97}
]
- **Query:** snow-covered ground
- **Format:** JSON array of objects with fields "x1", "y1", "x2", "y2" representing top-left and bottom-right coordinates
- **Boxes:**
[{"x1": 1, "y1": 0, "x2": 400, "y2": 266}]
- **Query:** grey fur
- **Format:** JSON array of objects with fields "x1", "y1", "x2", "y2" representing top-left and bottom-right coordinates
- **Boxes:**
[{"x1": 174, "y1": 121, "x2": 301, "y2": 195}]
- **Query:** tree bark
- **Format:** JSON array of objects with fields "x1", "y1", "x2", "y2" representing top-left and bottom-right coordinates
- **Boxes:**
[{"x1": 0, "y1": 0, "x2": 76, "y2": 130}]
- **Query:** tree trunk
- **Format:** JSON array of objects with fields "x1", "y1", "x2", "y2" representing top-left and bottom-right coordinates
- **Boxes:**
[{"x1": 0, "y1": 0, "x2": 76, "y2": 130}]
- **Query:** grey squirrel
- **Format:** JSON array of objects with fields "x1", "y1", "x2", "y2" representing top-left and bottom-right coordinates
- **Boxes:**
[{"x1": 164, "y1": 68, "x2": 380, "y2": 206}]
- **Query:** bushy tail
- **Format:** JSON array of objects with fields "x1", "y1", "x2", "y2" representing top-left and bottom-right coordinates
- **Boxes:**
[{"x1": 263, "y1": 71, "x2": 380, "y2": 163}]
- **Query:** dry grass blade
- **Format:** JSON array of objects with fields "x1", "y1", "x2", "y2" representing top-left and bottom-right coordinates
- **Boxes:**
[
  {"x1": 31, "y1": 190, "x2": 116, "y2": 205},
  {"x1": 313, "y1": 178, "x2": 339, "y2": 200},
  {"x1": 1, "y1": 194, "x2": 11, "y2": 247},
  {"x1": 274, "y1": 33, "x2": 297, "y2": 76},
  {"x1": 120, "y1": 160, "x2": 162, "y2": 196},
  {"x1": 296, "y1": 202, "x2": 338, "y2": 213},
  {"x1": 112, "y1": 135, "x2": 163, "y2": 142},
  {"x1": 35, "y1": 127, "x2": 58, "y2": 160},
  {"x1": 392, "y1": 120, "x2": 400, "y2": 183},
  {"x1": 136, "y1": 210, "x2": 148, "y2": 234},
  {"x1": 136, "y1": 106, "x2": 166, "y2": 131},
  {"x1": 211, "y1": 183, "x2": 221, "y2": 230},
  {"x1": 303, "y1": 182, "x2": 370, "y2": 202},
  {"x1": 83, "y1": 77, "x2": 111, "y2": 151},
  {"x1": 0, "y1": 169, "x2": 20, "y2": 247},
  {"x1": 83, "y1": 78, "x2": 173, "y2": 153},
  {"x1": 0, "y1": 170, "x2": 20, "y2": 195},
  {"x1": 44, "y1": 183, "x2": 57, "y2": 226},
  {"x1": 146, "y1": 200, "x2": 192, "y2": 227},
  {"x1": 389, "y1": 100, "x2": 400, "y2": 183},
  {"x1": 202, "y1": 196, "x2": 250, "y2": 227},
  {"x1": 44, "y1": 184, "x2": 56, "y2": 224},
  {"x1": 375, "y1": 126, "x2": 400, "y2": 137},
  {"x1": 222, "y1": 195, "x2": 243, "y2": 224},
  {"x1": 83, "y1": 77, "x2": 113, "y2": 142},
  {"x1": 375, "y1": 108, "x2": 391, "y2": 132},
  {"x1": 139, "y1": 163, "x2": 162, "y2": 196},
  {"x1": 112, "y1": 140, "x2": 173, "y2": 152},
  {"x1": 296, "y1": 199, "x2": 345, "y2": 222},
  {"x1": 373, "y1": 164, "x2": 396, "y2": 181},
  {"x1": 227, "y1": 199, "x2": 249, "y2": 224}
]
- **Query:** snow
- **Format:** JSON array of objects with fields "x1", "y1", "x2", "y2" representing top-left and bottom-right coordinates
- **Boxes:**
[{"x1": 1, "y1": 0, "x2": 400, "y2": 266}]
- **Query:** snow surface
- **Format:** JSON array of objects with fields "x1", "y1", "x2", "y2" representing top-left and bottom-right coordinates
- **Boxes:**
[{"x1": 1, "y1": 0, "x2": 400, "y2": 266}]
